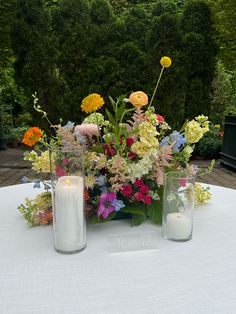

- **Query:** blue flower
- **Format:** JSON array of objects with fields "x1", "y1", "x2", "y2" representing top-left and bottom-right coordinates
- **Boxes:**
[
  {"x1": 96, "y1": 175, "x2": 107, "y2": 187},
  {"x1": 111, "y1": 199, "x2": 125, "y2": 212},
  {"x1": 160, "y1": 131, "x2": 186, "y2": 152},
  {"x1": 170, "y1": 131, "x2": 186, "y2": 152},
  {"x1": 160, "y1": 136, "x2": 170, "y2": 147},
  {"x1": 63, "y1": 121, "x2": 74, "y2": 130}
]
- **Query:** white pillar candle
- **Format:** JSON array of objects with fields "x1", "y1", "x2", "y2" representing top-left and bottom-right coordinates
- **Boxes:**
[
  {"x1": 54, "y1": 175, "x2": 86, "y2": 252},
  {"x1": 165, "y1": 212, "x2": 192, "y2": 240}
]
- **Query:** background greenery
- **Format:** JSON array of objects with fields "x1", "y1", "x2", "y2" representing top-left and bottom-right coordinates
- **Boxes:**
[{"x1": 0, "y1": 0, "x2": 235, "y2": 131}]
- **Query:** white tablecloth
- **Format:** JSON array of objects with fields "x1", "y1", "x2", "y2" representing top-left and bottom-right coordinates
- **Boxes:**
[{"x1": 0, "y1": 183, "x2": 236, "y2": 314}]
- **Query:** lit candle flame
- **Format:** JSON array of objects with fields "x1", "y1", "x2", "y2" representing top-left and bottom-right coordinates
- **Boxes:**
[{"x1": 66, "y1": 178, "x2": 70, "y2": 186}]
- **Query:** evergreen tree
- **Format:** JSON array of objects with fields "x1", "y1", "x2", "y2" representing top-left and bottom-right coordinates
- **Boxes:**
[
  {"x1": 12, "y1": 0, "x2": 64, "y2": 126},
  {"x1": 181, "y1": 1, "x2": 217, "y2": 119}
]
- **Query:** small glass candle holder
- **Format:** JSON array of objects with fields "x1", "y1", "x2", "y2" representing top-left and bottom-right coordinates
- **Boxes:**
[
  {"x1": 50, "y1": 148, "x2": 86, "y2": 254},
  {"x1": 162, "y1": 170, "x2": 195, "y2": 242}
]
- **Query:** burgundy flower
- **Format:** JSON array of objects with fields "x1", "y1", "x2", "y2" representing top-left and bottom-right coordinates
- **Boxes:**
[
  {"x1": 121, "y1": 185, "x2": 133, "y2": 197},
  {"x1": 127, "y1": 151, "x2": 137, "y2": 160},
  {"x1": 104, "y1": 144, "x2": 116, "y2": 157},
  {"x1": 134, "y1": 192, "x2": 144, "y2": 202},
  {"x1": 134, "y1": 178, "x2": 144, "y2": 187},
  {"x1": 126, "y1": 137, "x2": 134, "y2": 146},
  {"x1": 143, "y1": 195, "x2": 152, "y2": 205},
  {"x1": 140, "y1": 184, "x2": 149, "y2": 194}
]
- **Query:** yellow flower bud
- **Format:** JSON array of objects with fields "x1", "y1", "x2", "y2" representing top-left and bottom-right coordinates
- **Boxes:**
[{"x1": 160, "y1": 56, "x2": 172, "y2": 68}]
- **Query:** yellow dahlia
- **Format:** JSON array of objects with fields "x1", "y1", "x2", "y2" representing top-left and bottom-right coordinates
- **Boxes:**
[
  {"x1": 160, "y1": 56, "x2": 172, "y2": 68},
  {"x1": 81, "y1": 93, "x2": 105, "y2": 113}
]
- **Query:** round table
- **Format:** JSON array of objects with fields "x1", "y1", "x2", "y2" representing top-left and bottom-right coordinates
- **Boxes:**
[{"x1": 0, "y1": 183, "x2": 236, "y2": 314}]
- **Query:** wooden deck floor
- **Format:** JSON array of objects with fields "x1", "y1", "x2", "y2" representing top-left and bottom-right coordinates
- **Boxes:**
[{"x1": 0, "y1": 147, "x2": 236, "y2": 189}]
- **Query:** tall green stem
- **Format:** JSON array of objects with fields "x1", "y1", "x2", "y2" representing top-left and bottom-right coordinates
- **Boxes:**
[{"x1": 148, "y1": 66, "x2": 165, "y2": 108}]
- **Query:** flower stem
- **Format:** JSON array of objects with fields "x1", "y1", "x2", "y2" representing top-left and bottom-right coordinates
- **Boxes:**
[{"x1": 148, "y1": 66, "x2": 165, "y2": 108}]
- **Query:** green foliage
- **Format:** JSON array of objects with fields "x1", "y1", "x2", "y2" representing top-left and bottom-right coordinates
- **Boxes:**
[
  {"x1": 211, "y1": 60, "x2": 236, "y2": 124},
  {"x1": 195, "y1": 124, "x2": 223, "y2": 158},
  {"x1": 181, "y1": 1, "x2": 217, "y2": 120},
  {"x1": 7, "y1": 0, "x2": 218, "y2": 128}
]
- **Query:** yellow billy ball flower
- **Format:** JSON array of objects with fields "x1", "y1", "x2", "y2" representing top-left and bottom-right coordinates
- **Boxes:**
[
  {"x1": 81, "y1": 93, "x2": 105, "y2": 114},
  {"x1": 160, "y1": 56, "x2": 172, "y2": 68}
]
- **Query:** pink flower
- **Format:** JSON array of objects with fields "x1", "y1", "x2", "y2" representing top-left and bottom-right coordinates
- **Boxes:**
[
  {"x1": 74, "y1": 123, "x2": 99, "y2": 137},
  {"x1": 134, "y1": 178, "x2": 144, "y2": 187},
  {"x1": 97, "y1": 192, "x2": 116, "y2": 219},
  {"x1": 62, "y1": 158, "x2": 69, "y2": 165},
  {"x1": 55, "y1": 165, "x2": 67, "y2": 177},
  {"x1": 143, "y1": 195, "x2": 152, "y2": 205},
  {"x1": 180, "y1": 179, "x2": 187, "y2": 187},
  {"x1": 121, "y1": 185, "x2": 133, "y2": 197},
  {"x1": 134, "y1": 192, "x2": 144, "y2": 202},
  {"x1": 156, "y1": 114, "x2": 165, "y2": 123},
  {"x1": 126, "y1": 137, "x2": 134, "y2": 146},
  {"x1": 140, "y1": 184, "x2": 149, "y2": 194}
]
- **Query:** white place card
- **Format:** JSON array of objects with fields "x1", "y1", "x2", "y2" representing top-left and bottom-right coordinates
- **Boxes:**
[{"x1": 106, "y1": 231, "x2": 159, "y2": 253}]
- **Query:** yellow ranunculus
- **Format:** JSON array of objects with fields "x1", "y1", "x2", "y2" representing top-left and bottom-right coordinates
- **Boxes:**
[
  {"x1": 129, "y1": 91, "x2": 149, "y2": 108},
  {"x1": 160, "y1": 56, "x2": 172, "y2": 68}
]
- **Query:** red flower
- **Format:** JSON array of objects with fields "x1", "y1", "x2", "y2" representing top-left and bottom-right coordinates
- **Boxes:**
[
  {"x1": 121, "y1": 185, "x2": 133, "y2": 197},
  {"x1": 134, "y1": 192, "x2": 144, "y2": 202},
  {"x1": 143, "y1": 195, "x2": 152, "y2": 205},
  {"x1": 126, "y1": 137, "x2": 134, "y2": 146},
  {"x1": 140, "y1": 184, "x2": 149, "y2": 194},
  {"x1": 127, "y1": 151, "x2": 137, "y2": 160},
  {"x1": 104, "y1": 144, "x2": 116, "y2": 157},
  {"x1": 55, "y1": 165, "x2": 67, "y2": 177},
  {"x1": 134, "y1": 178, "x2": 144, "y2": 187},
  {"x1": 156, "y1": 114, "x2": 165, "y2": 123}
]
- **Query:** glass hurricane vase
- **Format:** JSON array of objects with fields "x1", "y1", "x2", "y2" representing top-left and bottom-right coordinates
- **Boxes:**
[
  {"x1": 50, "y1": 148, "x2": 86, "y2": 254},
  {"x1": 162, "y1": 170, "x2": 195, "y2": 242}
]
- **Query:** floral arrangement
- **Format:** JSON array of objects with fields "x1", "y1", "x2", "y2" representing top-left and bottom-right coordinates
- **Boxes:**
[{"x1": 19, "y1": 56, "x2": 213, "y2": 226}]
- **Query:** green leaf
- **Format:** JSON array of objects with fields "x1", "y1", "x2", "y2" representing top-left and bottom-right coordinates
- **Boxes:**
[
  {"x1": 146, "y1": 200, "x2": 163, "y2": 225},
  {"x1": 109, "y1": 96, "x2": 116, "y2": 112},
  {"x1": 131, "y1": 213, "x2": 146, "y2": 226},
  {"x1": 105, "y1": 108, "x2": 116, "y2": 125},
  {"x1": 115, "y1": 102, "x2": 126, "y2": 122},
  {"x1": 90, "y1": 212, "x2": 116, "y2": 224},
  {"x1": 122, "y1": 202, "x2": 146, "y2": 215}
]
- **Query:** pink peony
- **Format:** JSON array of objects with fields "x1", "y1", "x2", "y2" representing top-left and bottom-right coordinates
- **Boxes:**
[
  {"x1": 74, "y1": 123, "x2": 99, "y2": 137},
  {"x1": 143, "y1": 195, "x2": 152, "y2": 205},
  {"x1": 140, "y1": 184, "x2": 149, "y2": 194},
  {"x1": 134, "y1": 192, "x2": 144, "y2": 202}
]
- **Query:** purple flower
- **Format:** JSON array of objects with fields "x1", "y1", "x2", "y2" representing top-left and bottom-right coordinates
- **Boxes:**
[{"x1": 97, "y1": 192, "x2": 116, "y2": 219}]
